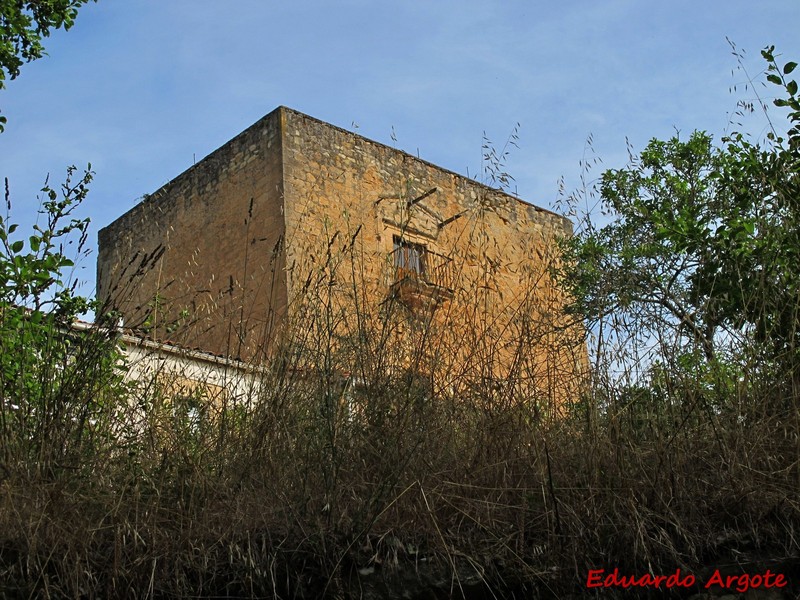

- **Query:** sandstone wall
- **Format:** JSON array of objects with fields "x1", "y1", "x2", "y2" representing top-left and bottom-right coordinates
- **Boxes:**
[
  {"x1": 98, "y1": 106, "x2": 585, "y2": 411},
  {"x1": 279, "y1": 109, "x2": 582, "y2": 411},
  {"x1": 97, "y1": 110, "x2": 287, "y2": 360}
]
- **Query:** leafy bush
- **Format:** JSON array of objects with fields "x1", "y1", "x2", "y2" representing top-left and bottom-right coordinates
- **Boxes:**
[{"x1": 0, "y1": 166, "x2": 124, "y2": 473}]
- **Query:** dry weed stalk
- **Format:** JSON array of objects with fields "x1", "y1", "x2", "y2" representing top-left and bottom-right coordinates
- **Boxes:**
[{"x1": 2, "y1": 188, "x2": 798, "y2": 598}]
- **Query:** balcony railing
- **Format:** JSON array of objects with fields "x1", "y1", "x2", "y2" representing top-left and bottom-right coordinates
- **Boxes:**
[{"x1": 391, "y1": 245, "x2": 455, "y2": 297}]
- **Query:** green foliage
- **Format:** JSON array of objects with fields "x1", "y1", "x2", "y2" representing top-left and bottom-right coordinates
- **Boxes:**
[
  {"x1": 0, "y1": 0, "x2": 96, "y2": 129},
  {"x1": 1, "y1": 165, "x2": 91, "y2": 311},
  {"x1": 0, "y1": 166, "x2": 125, "y2": 470},
  {"x1": 561, "y1": 48, "x2": 800, "y2": 367},
  {"x1": 0, "y1": 0, "x2": 94, "y2": 85}
]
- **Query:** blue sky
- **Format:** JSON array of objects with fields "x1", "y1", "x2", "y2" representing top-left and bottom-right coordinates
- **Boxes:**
[{"x1": 0, "y1": 1, "x2": 798, "y2": 297}]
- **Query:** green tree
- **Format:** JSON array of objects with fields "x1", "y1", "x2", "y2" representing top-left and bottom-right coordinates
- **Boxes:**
[
  {"x1": 561, "y1": 48, "x2": 800, "y2": 367},
  {"x1": 0, "y1": 0, "x2": 96, "y2": 129}
]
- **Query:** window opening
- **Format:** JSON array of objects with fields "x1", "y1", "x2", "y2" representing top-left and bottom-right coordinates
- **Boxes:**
[{"x1": 393, "y1": 236, "x2": 427, "y2": 279}]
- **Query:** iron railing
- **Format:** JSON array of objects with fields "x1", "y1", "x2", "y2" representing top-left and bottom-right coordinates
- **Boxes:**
[{"x1": 391, "y1": 246, "x2": 455, "y2": 292}]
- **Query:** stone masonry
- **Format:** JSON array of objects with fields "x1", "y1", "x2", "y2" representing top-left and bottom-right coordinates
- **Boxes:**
[{"x1": 98, "y1": 107, "x2": 584, "y2": 412}]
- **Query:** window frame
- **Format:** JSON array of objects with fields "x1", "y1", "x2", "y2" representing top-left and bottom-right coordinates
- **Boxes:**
[{"x1": 393, "y1": 235, "x2": 427, "y2": 279}]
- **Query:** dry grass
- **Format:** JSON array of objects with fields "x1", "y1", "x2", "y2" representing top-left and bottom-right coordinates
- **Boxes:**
[{"x1": 0, "y1": 231, "x2": 798, "y2": 599}]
